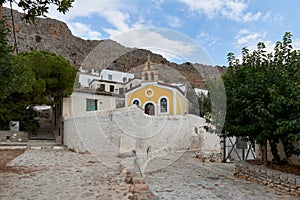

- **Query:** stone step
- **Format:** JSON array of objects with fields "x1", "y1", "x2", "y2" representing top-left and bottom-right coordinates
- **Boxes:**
[
  {"x1": 0, "y1": 140, "x2": 65, "y2": 150},
  {"x1": 0, "y1": 145, "x2": 27, "y2": 150},
  {"x1": 0, "y1": 142, "x2": 27, "y2": 146},
  {"x1": 27, "y1": 140, "x2": 59, "y2": 146},
  {"x1": 27, "y1": 140, "x2": 65, "y2": 150},
  {"x1": 29, "y1": 145, "x2": 65, "y2": 150}
]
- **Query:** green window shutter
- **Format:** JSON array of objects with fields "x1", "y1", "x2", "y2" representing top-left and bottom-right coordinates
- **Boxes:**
[{"x1": 86, "y1": 99, "x2": 97, "y2": 111}]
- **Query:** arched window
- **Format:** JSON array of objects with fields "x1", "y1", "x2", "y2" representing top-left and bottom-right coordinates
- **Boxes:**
[
  {"x1": 160, "y1": 98, "x2": 168, "y2": 113},
  {"x1": 144, "y1": 73, "x2": 148, "y2": 80},
  {"x1": 123, "y1": 77, "x2": 127, "y2": 82},
  {"x1": 133, "y1": 99, "x2": 140, "y2": 106},
  {"x1": 151, "y1": 72, "x2": 155, "y2": 80}
]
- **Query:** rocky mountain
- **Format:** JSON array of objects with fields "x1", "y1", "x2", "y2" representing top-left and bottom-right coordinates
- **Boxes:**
[{"x1": 3, "y1": 7, "x2": 226, "y2": 89}]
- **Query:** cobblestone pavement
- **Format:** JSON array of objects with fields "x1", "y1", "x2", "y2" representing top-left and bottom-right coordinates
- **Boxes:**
[
  {"x1": 0, "y1": 149, "x2": 297, "y2": 200},
  {"x1": 142, "y1": 152, "x2": 297, "y2": 200},
  {"x1": 0, "y1": 149, "x2": 154, "y2": 200}
]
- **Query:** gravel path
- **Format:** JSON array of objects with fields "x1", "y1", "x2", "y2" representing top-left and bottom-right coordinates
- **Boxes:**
[{"x1": 143, "y1": 152, "x2": 297, "y2": 200}]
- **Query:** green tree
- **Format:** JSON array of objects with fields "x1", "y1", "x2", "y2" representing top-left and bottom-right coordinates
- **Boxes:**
[
  {"x1": 0, "y1": 20, "x2": 34, "y2": 100},
  {"x1": 223, "y1": 32, "x2": 300, "y2": 164},
  {"x1": 0, "y1": 0, "x2": 74, "y2": 22},
  {"x1": 18, "y1": 51, "x2": 77, "y2": 105},
  {"x1": 0, "y1": 1, "x2": 74, "y2": 132},
  {"x1": 0, "y1": 51, "x2": 76, "y2": 132}
]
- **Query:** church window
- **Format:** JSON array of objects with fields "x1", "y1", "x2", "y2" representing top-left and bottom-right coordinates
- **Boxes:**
[
  {"x1": 144, "y1": 73, "x2": 148, "y2": 80},
  {"x1": 132, "y1": 99, "x2": 141, "y2": 106},
  {"x1": 145, "y1": 89, "x2": 154, "y2": 97},
  {"x1": 160, "y1": 98, "x2": 168, "y2": 113}
]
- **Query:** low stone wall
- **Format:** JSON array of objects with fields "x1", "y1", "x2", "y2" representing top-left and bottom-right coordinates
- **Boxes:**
[
  {"x1": 0, "y1": 131, "x2": 29, "y2": 142},
  {"x1": 235, "y1": 161, "x2": 300, "y2": 196}
]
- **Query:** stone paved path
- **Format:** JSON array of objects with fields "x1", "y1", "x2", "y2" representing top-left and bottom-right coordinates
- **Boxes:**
[
  {"x1": 0, "y1": 149, "x2": 152, "y2": 200},
  {"x1": 142, "y1": 152, "x2": 297, "y2": 200},
  {"x1": 0, "y1": 149, "x2": 297, "y2": 200}
]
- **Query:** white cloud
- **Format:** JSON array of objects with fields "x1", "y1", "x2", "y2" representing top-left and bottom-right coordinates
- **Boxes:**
[
  {"x1": 151, "y1": 0, "x2": 165, "y2": 10},
  {"x1": 111, "y1": 28, "x2": 213, "y2": 64},
  {"x1": 197, "y1": 30, "x2": 220, "y2": 51},
  {"x1": 177, "y1": 0, "x2": 262, "y2": 22},
  {"x1": 235, "y1": 29, "x2": 266, "y2": 47},
  {"x1": 233, "y1": 29, "x2": 276, "y2": 61},
  {"x1": 68, "y1": 22, "x2": 102, "y2": 40},
  {"x1": 46, "y1": 0, "x2": 133, "y2": 37},
  {"x1": 166, "y1": 15, "x2": 181, "y2": 28}
]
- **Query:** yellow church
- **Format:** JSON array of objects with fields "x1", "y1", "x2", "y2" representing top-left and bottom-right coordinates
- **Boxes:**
[{"x1": 125, "y1": 56, "x2": 189, "y2": 115}]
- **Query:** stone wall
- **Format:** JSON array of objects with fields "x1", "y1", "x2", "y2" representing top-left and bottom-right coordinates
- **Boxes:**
[
  {"x1": 235, "y1": 161, "x2": 300, "y2": 196},
  {"x1": 0, "y1": 131, "x2": 29, "y2": 142},
  {"x1": 63, "y1": 106, "x2": 221, "y2": 171}
]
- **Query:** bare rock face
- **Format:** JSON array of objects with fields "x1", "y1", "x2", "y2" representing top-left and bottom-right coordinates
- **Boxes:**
[
  {"x1": 3, "y1": 7, "x2": 100, "y2": 67},
  {"x1": 3, "y1": 7, "x2": 226, "y2": 89}
]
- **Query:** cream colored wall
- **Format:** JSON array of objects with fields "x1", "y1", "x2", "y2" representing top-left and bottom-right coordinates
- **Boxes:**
[{"x1": 63, "y1": 91, "x2": 116, "y2": 118}]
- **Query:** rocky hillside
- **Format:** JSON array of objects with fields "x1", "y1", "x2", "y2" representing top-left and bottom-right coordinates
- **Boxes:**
[{"x1": 3, "y1": 7, "x2": 226, "y2": 89}]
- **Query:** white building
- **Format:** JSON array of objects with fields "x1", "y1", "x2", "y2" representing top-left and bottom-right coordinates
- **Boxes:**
[
  {"x1": 100, "y1": 69, "x2": 135, "y2": 83},
  {"x1": 89, "y1": 79, "x2": 124, "y2": 94},
  {"x1": 89, "y1": 78, "x2": 142, "y2": 95},
  {"x1": 63, "y1": 89, "x2": 116, "y2": 117},
  {"x1": 78, "y1": 69, "x2": 136, "y2": 89},
  {"x1": 78, "y1": 73, "x2": 101, "y2": 88}
]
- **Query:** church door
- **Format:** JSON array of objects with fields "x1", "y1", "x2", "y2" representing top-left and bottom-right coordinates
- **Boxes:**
[{"x1": 145, "y1": 103, "x2": 155, "y2": 115}]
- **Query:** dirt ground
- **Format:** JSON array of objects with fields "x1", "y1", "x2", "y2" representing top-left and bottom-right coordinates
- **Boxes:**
[
  {"x1": 0, "y1": 149, "x2": 28, "y2": 174},
  {"x1": 0, "y1": 149, "x2": 25, "y2": 167}
]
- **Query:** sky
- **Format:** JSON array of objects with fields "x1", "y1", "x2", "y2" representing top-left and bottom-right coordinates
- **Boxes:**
[{"x1": 5, "y1": 0, "x2": 300, "y2": 66}]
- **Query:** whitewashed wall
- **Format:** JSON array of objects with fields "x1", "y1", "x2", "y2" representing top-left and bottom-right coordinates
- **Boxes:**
[
  {"x1": 100, "y1": 69, "x2": 134, "y2": 82},
  {"x1": 63, "y1": 106, "x2": 222, "y2": 171},
  {"x1": 78, "y1": 73, "x2": 101, "y2": 88},
  {"x1": 63, "y1": 91, "x2": 116, "y2": 118}
]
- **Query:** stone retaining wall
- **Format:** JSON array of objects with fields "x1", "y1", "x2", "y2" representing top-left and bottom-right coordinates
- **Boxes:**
[
  {"x1": 63, "y1": 106, "x2": 222, "y2": 166},
  {"x1": 235, "y1": 161, "x2": 300, "y2": 196},
  {"x1": 0, "y1": 131, "x2": 29, "y2": 142}
]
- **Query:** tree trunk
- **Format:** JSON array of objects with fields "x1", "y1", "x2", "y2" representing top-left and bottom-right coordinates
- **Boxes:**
[
  {"x1": 261, "y1": 138, "x2": 268, "y2": 165},
  {"x1": 0, "y1": 4, "x2": 3, "y2": 21}
]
